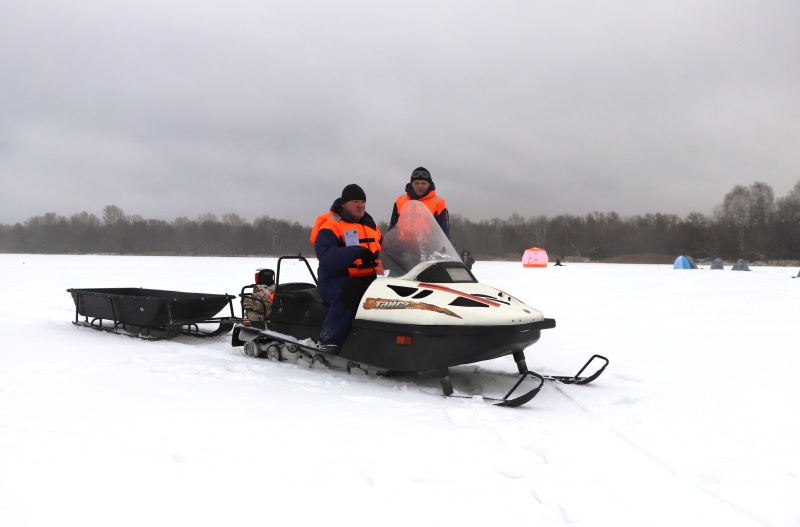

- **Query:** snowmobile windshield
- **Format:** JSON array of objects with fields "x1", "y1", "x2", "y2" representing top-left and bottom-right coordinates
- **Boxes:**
[{"x1": 381, "y1": 201, "x2": 473, "y2": 282}]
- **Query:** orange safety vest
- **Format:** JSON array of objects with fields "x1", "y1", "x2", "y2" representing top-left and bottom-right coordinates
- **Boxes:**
[
  {"x1": 394, "y1": 191, "x2": 447, "y2": 218},
  {"x1": 310, "y1": 212, "x2": 382, "y2": 278}
]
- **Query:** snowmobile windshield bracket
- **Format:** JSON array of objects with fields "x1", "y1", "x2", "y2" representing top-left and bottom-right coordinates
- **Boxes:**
[{"x1": 276, "y1": 256, "x2": 318, "y2": 287}]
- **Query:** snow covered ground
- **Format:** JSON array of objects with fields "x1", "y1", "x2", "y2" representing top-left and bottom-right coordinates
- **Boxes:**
[{"x1": 1, "y1": 254, "x2": 798, "y2": 527}]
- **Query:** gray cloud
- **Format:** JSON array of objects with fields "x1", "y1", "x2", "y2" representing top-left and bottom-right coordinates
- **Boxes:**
[{"x1": 2, "y1": 0, "x2": 799, "y2": 226}]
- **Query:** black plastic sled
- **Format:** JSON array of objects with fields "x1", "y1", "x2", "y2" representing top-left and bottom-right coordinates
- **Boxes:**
[{"x1": 68, "y1": 287, "x2": 240, "y2": 340}]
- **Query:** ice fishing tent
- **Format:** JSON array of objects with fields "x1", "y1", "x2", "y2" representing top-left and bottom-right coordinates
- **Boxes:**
[
  {"x1": 522, "y1": 247, "x2": 549, "y2": 267},
  {"x1": 732, "y1": 259, "x2": 751, "y2": 271},
  {"x1": 710, "y1": 258, "x2": 724, "y2": 270},
  {"x1": 673, "y1": 255, "x2": 697, "y2": 269}
]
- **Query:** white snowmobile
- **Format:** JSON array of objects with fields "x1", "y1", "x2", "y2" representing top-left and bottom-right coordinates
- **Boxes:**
[{"x1": 232, "y1": 201, "x2": 607, "y2": 407}]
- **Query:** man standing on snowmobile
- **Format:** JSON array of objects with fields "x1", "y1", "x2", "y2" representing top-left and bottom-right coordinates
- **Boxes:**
[
  {"x1": 388, "y1": 167, "x2": 450, "y2": 238},
  {"x1": 310, "y1": 184, "x2": 382, "y2": 354}
]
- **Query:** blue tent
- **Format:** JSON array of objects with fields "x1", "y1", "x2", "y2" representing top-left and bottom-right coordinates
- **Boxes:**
[{"x1": 673, "y1": 255, "x2": 695, "y2": 269}]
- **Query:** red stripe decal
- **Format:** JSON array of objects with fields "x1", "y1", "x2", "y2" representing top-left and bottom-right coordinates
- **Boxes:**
[{"x1": 418, "y1": 283, "x2": 501, "y2": 307}]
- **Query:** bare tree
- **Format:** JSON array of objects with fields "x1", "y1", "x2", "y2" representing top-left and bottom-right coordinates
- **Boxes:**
[
  {"x1": 748, "y1": 182, "x2": 775, "y2": 254},
  {"x1": 775, "y1": 180, "x2": 800, "y2": 258},
  {"x1": 69, "y1": 211, "x2": 102, "y2": 252},
  {"x1": 101, "y1": 205, "x2": 126, "y2": 226},
  {"x1": 716, "y1": 185, "x2": 750, "y2": 255}
]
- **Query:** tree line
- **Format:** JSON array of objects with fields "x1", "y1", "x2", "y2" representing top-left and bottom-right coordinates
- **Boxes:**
[{"x1": 2, "y1": 180, "x2": 800, "y2": 263}]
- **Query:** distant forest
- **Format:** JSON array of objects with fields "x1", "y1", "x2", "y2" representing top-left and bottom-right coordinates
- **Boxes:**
[{"x1": 3, "y1": 180, "x2": 800, "y2": 264}]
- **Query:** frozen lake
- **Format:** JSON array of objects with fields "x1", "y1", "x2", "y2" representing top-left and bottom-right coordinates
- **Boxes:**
[{"x1": 1, "y1": 254, "x2": 798, "y2": 526}]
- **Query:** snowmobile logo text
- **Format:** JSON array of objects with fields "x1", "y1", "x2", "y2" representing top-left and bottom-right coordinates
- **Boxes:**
[
  {"x1": 374, "y1": 300, "x2": 409, "y2": 309},
  {"x1": 363, "y1": 298, "x2": 462, "y2": 318}
]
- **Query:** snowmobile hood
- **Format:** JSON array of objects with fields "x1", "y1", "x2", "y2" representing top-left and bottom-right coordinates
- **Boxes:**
[{"x1": 357, "y1": 277, "x2": 544, "y2": 326}]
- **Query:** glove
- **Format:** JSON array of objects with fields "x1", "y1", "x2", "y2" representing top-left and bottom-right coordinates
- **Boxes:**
[{"x1": 358, "y1": 247, "x2": 377, "y2": 267}]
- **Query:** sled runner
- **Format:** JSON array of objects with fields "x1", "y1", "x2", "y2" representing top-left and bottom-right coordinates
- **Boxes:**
[
  {"x1": 232, "y1": 201, "x2": 608, "y2": 407},
  {"x1": 68, "y1": 287, "x2": 240, "y2": 340}
]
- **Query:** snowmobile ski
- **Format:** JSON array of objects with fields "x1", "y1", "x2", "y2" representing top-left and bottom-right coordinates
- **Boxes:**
[
  {"x1": 441, "y1": 370, "x2": 545, "y2": 407},
  {"x1": 540, "y1": 354, "x2": 609, "y2": 385}
]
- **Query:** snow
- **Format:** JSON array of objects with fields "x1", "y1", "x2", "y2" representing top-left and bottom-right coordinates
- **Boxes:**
[{"x1": 1, "y1": 254, "x2": 798, "y2": 527}]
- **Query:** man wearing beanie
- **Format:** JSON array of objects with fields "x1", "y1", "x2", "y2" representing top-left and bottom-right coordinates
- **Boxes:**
[
  {"x1": 388, "y1": 167, "x2": 450, "y2": 238},
  {"x1": 309, "y1": 184, "x2": 382, "y2": 354}
]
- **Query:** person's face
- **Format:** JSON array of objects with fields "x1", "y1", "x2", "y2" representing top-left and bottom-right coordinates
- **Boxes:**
[
  {"x1": 412, "y1": 180, "x2": 431, "y2": 196},
  {"x1": 341, "y1": 199, "x2": 366, "y2": 220}
]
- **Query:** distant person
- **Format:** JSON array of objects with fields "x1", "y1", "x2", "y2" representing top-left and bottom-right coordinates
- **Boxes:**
[
  {"x1": 460, "y1": 250, "x2": 475, "y2": 270},
  {"x1": 388, "y1": 167, "x2": 450, "y2": 238},
  {"x1": 310, "y1": 184, "x2": 382, "y2": 354},
  {"x1": 554, "y1": 258, "x2": 563, "y2": 266}
]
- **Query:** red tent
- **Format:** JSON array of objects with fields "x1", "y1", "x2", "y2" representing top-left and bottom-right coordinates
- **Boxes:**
[{"x1": 522, "y1": 247, "x2": 548, "y2": 268}]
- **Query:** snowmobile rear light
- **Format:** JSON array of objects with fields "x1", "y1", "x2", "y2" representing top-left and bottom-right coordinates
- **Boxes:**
[{"x1": 396, "y1": 335, "x2": 412, "y2": 346}]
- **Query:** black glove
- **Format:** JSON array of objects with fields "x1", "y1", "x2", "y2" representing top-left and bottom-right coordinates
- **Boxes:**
[{"x1": 358, "y1": 247, "x2": 377, "y2": 267}]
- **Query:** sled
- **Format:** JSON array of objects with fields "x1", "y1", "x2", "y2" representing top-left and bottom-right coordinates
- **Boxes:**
[
  {"x1": 232, "y1": 201, "x2": 608, "y2": 407},
  {"x1": 68, "y1": 287, "x2": 240, "y2": 340}
]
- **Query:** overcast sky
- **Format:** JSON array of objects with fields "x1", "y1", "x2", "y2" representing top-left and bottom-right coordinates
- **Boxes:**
[{"x1": 2, "y1": 1, "x2": 799, "y2": 227}]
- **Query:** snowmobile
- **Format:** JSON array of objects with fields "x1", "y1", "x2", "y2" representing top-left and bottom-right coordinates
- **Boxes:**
[{"x1": 232, "y1": 201, "x2": 607, "y2": 407}]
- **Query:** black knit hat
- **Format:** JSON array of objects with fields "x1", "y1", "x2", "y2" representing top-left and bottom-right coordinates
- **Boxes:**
[
  {"x1": 341, "y1": 183, "x2": 366, "y2": 203},
  {"x1": 410, "y1": 167, "x2": 432, "y2": 183}
]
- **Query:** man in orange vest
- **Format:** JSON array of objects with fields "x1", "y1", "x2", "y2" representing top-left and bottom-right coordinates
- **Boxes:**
[
  {"x1": 388, "y1": 167, "x2": 450, "y2": 238},
  {"x1": 310, "y1": 184, "x2": 382, "y2": 354}
]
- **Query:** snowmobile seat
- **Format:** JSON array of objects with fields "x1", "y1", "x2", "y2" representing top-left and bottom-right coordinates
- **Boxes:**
[
  {"x1": 276, "y1": 282, "x2": 317, "y2": 294},
  {"x1": 269, "y1": 283, "x2": 328, "y2": 340},
  {"x1": 274, "y1": 283, "x2": 325, "y2": 308}
]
